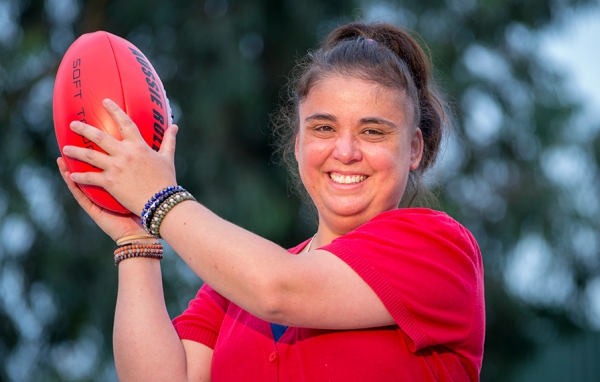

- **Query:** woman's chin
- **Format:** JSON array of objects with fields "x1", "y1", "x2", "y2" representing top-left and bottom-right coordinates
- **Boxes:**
[{"x1": 317, "y1": 203, "x2": 375, "y2": 228}]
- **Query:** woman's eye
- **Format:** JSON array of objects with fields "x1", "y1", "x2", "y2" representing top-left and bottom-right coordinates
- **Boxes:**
[
  {"x1": 363, "y1": 129, "x2": 383, "y2": 135},
  {"x1": 316, "y1": 125, "x2": 334, "y2": 132}
]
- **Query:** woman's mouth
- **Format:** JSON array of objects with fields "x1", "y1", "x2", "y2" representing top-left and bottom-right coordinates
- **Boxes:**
[{"x1": 329, "y1": 173, "x2": 368, "y2": 184}]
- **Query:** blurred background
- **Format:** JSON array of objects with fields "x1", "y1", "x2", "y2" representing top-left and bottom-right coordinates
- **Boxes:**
[{"x1": 1, "y1": 0, "x2": 599, "y2": 380}]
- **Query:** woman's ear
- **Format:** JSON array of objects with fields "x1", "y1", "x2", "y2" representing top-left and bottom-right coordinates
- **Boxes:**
[{"x1": 409, "y1": 128, "x2": 424, "y2": 171}]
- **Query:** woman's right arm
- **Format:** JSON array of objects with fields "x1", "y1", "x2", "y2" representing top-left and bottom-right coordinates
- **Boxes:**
[
  {"x1": 113, "y1": 258, "x2": 212, "y2": 382},
  {"x1": 57, "y1": 158, "x2": 212, "y2": 381}
]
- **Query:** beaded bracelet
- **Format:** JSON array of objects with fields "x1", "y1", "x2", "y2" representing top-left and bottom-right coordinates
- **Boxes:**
[
  {"x1": 148, "y1": 191, "x2": 196, "y2": 238},
  {"x1": 113, "y1": 242, "x2": 163, "y2": 266},
  {"x1": 113, "y1": 241, "x2": 163, "y2": 253},
  {"x1": 140, "y1": 185, "x2": 185, "y2": 234}
]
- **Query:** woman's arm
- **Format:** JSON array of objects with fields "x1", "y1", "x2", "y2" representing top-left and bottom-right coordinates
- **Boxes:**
[
  {"x1": 159, "y1": 201, "x2": 393, "y2": 330},
  {"x1": 113, "y1": 258, "x2": 212, "y2": 382},
  {"x1": 57, "y1": 158, "x2": 211, "y2": 381},
  {"x1": 114, "y1": 258, "x2": 212, "y2": 382}
]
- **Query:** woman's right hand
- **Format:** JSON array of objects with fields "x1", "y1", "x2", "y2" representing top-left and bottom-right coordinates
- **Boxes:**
[{"x1": 57, "y1": 156, "x2": 147, "y2": 242}]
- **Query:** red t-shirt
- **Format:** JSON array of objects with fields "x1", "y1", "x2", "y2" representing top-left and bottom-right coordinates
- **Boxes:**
[{"x1": 172, "y1": 208, "x2": 485, "y2": 381}]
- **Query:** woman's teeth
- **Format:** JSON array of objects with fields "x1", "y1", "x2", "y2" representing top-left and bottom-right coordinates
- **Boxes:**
[{"x1": 330, "y1": 173, "x2": 367, "y2": 184}]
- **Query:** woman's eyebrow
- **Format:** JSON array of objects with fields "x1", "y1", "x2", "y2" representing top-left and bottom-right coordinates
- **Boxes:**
[
  {"x1": 359, "y1": 117, "x2": 397, "y2": 129},
  {"x1": 304, "y1": 113, "x2": 338, "y2": 123},
  {"x1": 305, "y1": 114, "x2": 398, "y2": 129}
]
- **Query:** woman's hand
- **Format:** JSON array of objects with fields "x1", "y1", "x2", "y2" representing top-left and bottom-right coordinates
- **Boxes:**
[
  {"x1": 57, "y1": 157, "x2": 146, "y2": 242},
  {"x1": 61, "y1": 99, "x2": 178, "y2": 215}
]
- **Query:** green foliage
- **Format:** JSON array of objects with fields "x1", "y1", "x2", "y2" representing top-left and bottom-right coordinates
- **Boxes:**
[{"x1": 0, "y1": 0, "x2": 598, "y2": 380}]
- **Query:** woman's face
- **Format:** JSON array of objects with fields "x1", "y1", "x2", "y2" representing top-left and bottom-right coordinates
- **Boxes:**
[{"x1": 295, "y1": 74, "x2": 423, "y2": 236}]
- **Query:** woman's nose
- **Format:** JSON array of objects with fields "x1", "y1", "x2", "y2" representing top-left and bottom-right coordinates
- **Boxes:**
[{"x1": 333, "y1": 133, "x2": 362, "y2": 164}]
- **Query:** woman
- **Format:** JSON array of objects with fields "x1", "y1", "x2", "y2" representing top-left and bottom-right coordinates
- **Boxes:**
[{"x1": 58, "y1": 22, "x2": 484, "y2": 381}]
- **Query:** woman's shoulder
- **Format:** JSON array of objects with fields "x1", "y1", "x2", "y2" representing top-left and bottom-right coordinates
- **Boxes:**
[
  {"x1": 366, "y1": 208, "x2": 472, "y2": 236},
  {"x1": 347, "y1": 208, "x2": 481, "y2": 259},
  {"x1": 371, "y1": 207, "x2": 458, "y2": 224}
]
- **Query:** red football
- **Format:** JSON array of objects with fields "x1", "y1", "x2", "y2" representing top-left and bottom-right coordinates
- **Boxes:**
[{"x1": 53, "y1": 31, "x2": 172, "y2": 214}]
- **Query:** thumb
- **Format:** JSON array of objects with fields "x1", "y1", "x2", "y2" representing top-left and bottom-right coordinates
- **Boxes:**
[{"x1": 159, "y1": 124, "x2": 178, "y2": 161}]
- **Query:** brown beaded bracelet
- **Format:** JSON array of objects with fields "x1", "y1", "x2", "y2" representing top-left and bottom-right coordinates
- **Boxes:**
[{"x1": 113, "y1": 242, "x2": 163, "y2": 266}]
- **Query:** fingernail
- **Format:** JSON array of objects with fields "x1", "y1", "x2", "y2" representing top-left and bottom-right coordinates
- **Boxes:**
[
  {"x1": 70, "y1": 121, "x2": 80, "y2": 130},
  {"x1": 171, "y1": 125, "x2": 179, "y2": 135},
  {"x1": 103, "y1": 98, "x2": 114, "y2": 107}
]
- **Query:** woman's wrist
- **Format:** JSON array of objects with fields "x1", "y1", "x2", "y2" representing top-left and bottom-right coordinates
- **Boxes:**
[{"x1": 140, "y1": 186, "x2": 196, "y2": 238}]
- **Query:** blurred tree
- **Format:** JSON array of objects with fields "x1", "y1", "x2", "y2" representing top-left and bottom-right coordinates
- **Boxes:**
[{"x1": 0, "y1": 0, "x2": 598, "y2": 381}]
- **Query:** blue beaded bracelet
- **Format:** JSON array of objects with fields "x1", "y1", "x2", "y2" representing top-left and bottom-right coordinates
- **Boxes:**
[
  {"x1": 140, "y1": 185, "x2": 185, "y2": 235},
  {"x1": 148, "y1": 191, "x2": 196, "y2": 238}
]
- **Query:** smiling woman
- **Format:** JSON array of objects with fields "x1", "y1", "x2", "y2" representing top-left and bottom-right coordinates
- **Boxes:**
[{"x1": 57, "y1": 21, "x2": 485, "y2": 382}]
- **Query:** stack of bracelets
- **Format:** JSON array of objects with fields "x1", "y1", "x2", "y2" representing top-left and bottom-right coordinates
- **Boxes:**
[
  {"x1": 140, "y1": 185, "x2": 196, "y2": 238},
  {"x1": 114, "y1": 241, "x2": 163, "y2": 266},
  {"x1": 113, "y1": 186, "x2": 195, "y2": 266}
]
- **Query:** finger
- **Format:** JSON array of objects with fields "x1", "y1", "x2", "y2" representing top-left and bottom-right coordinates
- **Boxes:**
[
  {"x1": 57, "y1": 157, "x2": 83, "y2": 192},
  {"x1": 57, "y1": 157, "x2": 96, "y2": 210},
  {"x1": 158, "y1": 124, "x2": 178, "y2": 161},
  {"x1": 102, "y1": 98, "x2": 143, "y2": 141},
  {"x1": 70, "y1": 120, "x2": 119, "y2": 154},
  {"x1": 62, "y1": 145, "x2": 109, "y2": 170},
  {"x1": 69, "y1": 170, "x2": 105, "y2": 187}
]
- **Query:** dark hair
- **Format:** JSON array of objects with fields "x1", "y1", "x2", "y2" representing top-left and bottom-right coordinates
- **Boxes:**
[{"x1": 272, "y1": 21, "x2": 448, "y2": 209}]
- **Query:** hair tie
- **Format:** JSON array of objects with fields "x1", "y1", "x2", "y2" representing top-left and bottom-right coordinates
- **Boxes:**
[
  {"x1": 116, "y1": 234, "x2": 154, "y2": 245},
  {"x1": 365, "y1": 38, "x2": 377, "y2": 45}
]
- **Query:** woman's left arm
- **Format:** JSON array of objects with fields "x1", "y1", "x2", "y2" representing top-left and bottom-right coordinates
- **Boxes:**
[{"x1": 159, "y1": 199, "x2": 394, "y2": 329}]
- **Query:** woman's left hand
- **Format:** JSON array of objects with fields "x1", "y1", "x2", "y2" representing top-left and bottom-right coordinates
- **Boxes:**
[{"x1": 62, "y1": 99, "x2": 178, "y2": 216}]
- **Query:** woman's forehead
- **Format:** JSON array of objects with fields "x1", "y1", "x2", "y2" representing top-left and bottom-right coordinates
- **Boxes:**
[{"x1": 299, "y1": 75, "x2": 412, "y2": 121}]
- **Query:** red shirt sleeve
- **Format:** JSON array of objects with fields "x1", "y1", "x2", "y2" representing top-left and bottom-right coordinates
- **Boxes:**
[
  {"x1": 171, "y1": 241, "x2": 312, "y2": 349},
  {"x1": 172, "y1": 283, "x2": 230, "y2": 349},
  {"x1": 321, "y1": 208, "x2": 485, "y2": 354}
]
